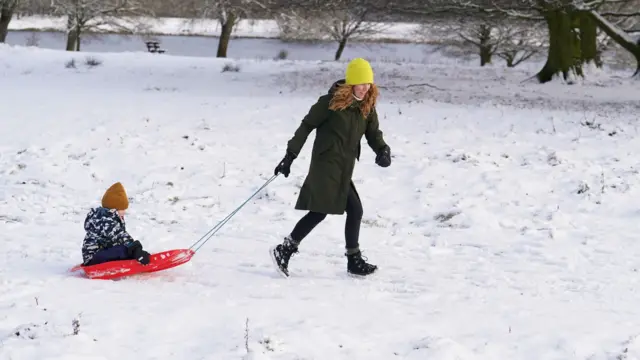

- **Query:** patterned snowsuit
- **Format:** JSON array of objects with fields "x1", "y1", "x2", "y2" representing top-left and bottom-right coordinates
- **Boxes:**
[{"x1": 82, "y1": 207, "x2": 135, "y2": 265}]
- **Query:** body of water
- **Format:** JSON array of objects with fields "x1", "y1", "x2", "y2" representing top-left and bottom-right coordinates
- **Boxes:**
[{"x1": 6, "y1": 30, "x2": 438, "y2": 63}]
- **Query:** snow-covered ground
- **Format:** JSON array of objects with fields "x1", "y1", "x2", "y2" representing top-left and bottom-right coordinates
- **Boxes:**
[{"x1": 2, "y1": 42, "x2": 640, "y2": 360}]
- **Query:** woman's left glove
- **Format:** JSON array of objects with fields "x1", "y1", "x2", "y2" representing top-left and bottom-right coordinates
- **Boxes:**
[{"x1": 375, "y1": 145, "x2": 391, "y2": 167}]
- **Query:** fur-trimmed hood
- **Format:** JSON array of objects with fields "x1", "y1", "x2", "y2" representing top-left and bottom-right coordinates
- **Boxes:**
[{"x1": 328, "y1": 79, "x2": 347, "y2": 95}]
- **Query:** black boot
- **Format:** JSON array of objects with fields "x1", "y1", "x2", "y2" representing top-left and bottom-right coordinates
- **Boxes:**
[
  {"x1": 270, "y1": 237, "x2": 298, "y2": 277},
  {"x1": 346, "y1": 250, "x2": 377, "y2": 276}
]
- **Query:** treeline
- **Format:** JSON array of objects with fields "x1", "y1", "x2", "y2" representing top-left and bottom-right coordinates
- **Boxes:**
[{"x1": 1, "y1": 0, "x2": 639, "y2": 83}]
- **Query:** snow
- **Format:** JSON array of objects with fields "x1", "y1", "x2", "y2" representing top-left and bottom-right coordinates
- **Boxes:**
[{"x1": 2, "y1": 41, "x2": 640, "y2": 360}]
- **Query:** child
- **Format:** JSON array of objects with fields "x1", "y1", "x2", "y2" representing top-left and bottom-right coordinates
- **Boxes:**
[{"x1": 81, "y1": 182, "x2": 151, "y2": 266}]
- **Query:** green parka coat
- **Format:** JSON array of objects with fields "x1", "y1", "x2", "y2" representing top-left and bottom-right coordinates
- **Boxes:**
[{"x1": 286, "y1": 80, "x2": 388, "y2": 215}]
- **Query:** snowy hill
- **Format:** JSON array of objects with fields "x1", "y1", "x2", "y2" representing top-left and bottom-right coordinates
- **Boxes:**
[{"x1": 2, "y1": 43, "x2": 640, "y2": 359}]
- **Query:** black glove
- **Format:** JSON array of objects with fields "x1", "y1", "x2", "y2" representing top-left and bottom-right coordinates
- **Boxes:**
[
  {"x1": 375, "y1": 145, "x2": 391, "y2": 168},
  {"x1": 137, "y1": 250, "x2": 151, "y2": 265},
  {"x1": 126, "y1": 240, "x2": 143, "y2": 257},
  {"x1": 127, "y1": 240, "x2": 150, "y2": 265},
  {"x1": 274, "y1": 151, "x2": 296, "y2": 177}
]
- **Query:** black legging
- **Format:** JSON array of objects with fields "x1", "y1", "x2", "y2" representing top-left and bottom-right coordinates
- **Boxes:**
[{"x1": 290, "y1": 183, "x2": 363, "y2": 250}]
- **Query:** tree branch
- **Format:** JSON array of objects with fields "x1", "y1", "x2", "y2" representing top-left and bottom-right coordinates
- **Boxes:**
[{"x1": 600, "y1": 11, "x2": 640, "y2": 17}]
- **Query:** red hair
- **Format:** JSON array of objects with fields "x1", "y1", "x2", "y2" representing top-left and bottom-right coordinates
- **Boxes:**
[{"x1": 329, "y1": 83, "x2": 379, "y2": 118}]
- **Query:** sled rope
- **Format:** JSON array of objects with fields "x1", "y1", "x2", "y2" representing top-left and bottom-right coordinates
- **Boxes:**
[{"x1": 189, "y1": 174, "x2": 278, "y2": 253}]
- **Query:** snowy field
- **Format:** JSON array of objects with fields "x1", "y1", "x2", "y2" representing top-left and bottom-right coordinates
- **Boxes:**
[{"x1": 2, "y1": 41, "x2": 640, "y2": 360}]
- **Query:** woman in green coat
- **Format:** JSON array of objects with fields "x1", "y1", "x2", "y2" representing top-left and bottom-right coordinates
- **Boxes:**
[{"x1": 271, "y1": 58, "x2": 391, "y2": 277}]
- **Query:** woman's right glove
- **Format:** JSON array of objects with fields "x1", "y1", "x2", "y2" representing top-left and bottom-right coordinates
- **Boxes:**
[
  {"x1": 274, "y1": 151, "x2": 296, "y2": 177},
  {"x1": 375, "y1": 145, "x2": 391, "y2": 168}
]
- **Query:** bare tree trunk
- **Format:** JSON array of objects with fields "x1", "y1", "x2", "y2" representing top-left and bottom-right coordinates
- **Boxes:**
[
  {"x1": 66, "y1": 29, "x2": 80, "y2": 51},
  {"x1": 479, "y1": 24, "x2": 492, "y2": 66},
  {"x1": 0, "y1": 3, "x2": 17, "y2": 43},
  {"x1": 578, "y1": 11, "x2": 600, "y2": 67},
  {"x1": 217, "y1": 12, "x2": 237, "y2": 58},
  {"x1": 335, "y1": 37, "x2": 347, "y2": 61},
  {"x1": 588, "y1": 10, "x2": 640, "y2": 79},
  {"x1": 503, "y1": 53, "x2": 515, "y2": 67},
  {"x1": 65, "y1": 16, "x2": 79, "y2": 51},
  {"x1": 480, "y1": 47, "x2": 492, "y2": 66},
  {"x1": 536, "y1": 8, "x2": 582, "y2": 83}
]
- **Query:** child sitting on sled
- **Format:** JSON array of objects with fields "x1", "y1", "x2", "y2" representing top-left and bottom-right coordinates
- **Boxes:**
[{"x1": 81, "y1": 182, "x2": 151, "y2": 266}]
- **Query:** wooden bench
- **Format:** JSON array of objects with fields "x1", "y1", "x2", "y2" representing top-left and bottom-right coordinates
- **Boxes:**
[{"x1": 145, "y1": 41, "x2": 165, "y2": 54}]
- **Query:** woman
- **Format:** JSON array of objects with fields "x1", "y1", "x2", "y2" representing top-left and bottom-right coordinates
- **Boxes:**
[{"x1": 271, "y1": 57, "x2": 391, "y2": 277}]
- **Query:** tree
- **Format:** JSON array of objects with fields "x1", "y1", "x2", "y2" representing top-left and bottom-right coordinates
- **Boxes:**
[
  {"x1": 402, "y1": 0, "x2": 638, "y2": 83},
  {"x1": 588, "y1": 0, "x2": 640, "y2": 74},
  {"x1": 458, "y1": 0, "x2": 586, "y2": 83},
  {"x1": 182, "y1": 0, "x2": 270, "y2": 58},
  {"x1": 13, "y1": 0, "x2": 51, "y2": 17},
  {"x1": 0, "y1": 0, "x2": 19, "y2": 43},
  {"x1": 495, "y1": 24, "x2": 543, "y2": 67},
  {"x1": 456, "y1": 15, "x2": 542, "y2": 66},
  {"x1": 480, "y1": 0, "x2": 640, "y2": 81},
  {"x1": 274, "y1": 9, "x2": 315, "y2": 41},
  {"x1": 413, "y1": 14, "x2": 541, "y2": 66},
  {"x1": 460, "y1": 21, "x2": 502, "y2": 66},
  {"x1": 274, "y1": 0, "x2": 391, "y2": 60},
  {"x1": 50, "y1": 0, "x2": 151, "y2": 51},
  {"x1": 588, "y1": 9, "x2": 640, "y2": 77},
  {"x1": 317, "y1": 0, "x2": 389, "y2": 61}
]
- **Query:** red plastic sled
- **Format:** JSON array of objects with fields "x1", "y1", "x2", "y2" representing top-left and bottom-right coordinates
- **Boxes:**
[{"x1": 70, "y1": 249, "x2": 195, "y2": 280}]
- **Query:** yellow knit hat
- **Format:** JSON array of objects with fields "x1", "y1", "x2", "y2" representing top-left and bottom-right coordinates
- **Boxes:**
[
  {"x1": 345, "y1": 58, "x2": 374, "y2": 85},
  {"x1": 101, "y1": 182, "x2": 129, "y2": 210}
]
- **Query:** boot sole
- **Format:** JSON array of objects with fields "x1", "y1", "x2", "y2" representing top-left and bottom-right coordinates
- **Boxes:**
[
  {"x1": 347, "y1": 271, "x2": 377, "y2": 279},
  {"x1": 347, "y1": 266, "x2": 378, "y2": 278},
  {"x1": 269, "y1": 246, "x2": 290, "y2": 278}
]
